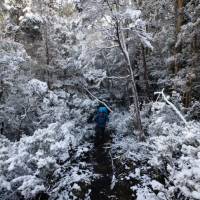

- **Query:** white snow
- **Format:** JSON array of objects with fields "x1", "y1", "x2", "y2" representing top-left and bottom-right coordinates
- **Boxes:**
[
  {"x1": 72, "y1": 183, "x2": 81, "y2": 191},
  {"x1": 124, "y1": 8, "x2": 141, "y2": 20},
  {"x1": 136, "y1": 187, "x2": 157, "y2": 200},
  {"x1": 0, "y1": 177, "x2": 11, "y2": 190},
  {"x1": 28, "y1": 79, "x2": 48, "y2": 95},
  {"x1": 20, "y1": 12, "x2": 43, "y2": 24},
  {"x1": 151, "y1": 180, "x2": 164, "y2": 191}
]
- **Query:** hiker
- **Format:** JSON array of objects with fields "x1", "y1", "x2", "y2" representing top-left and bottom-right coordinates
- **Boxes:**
[
  {"x1": 94, "y1": 106, "x2": 109, "y2": 144},
  {"x1": 0, "y1": 122, "x2": 4, "y2": 135}
]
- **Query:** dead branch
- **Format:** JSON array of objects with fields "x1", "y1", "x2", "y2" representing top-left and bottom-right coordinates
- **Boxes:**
[
  {"x1": 155, "y1": 89, "x2": 188, "y2": 126},
  {"x1": 83, "y1": 86, "x2": 113, "y2": 112}
]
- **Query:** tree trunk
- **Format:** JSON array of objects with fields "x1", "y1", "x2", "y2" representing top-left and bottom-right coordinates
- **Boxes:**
[
  {"x1": 107, "y1": 0, "x2": 144, "y2": 139},
  {"x1": 129, "y1": 63, "x2": 144, "y2": 139},
  {"x1": 174, "y1": 0, "x2": 184, "y2": 74},
  {"x1": 120, "y1": 29, "x2": 144, "y2": 140},
  {"x1": 184, "y1": 33, "x2": 198, "y2": 107},
  {"x1": 44, "y1": 27, "x2": 50, "y2": 65},
  {"x1": 175, "y1": 0, "x2": 184, "y2": 34},
  {"x1": 141, "y1": 44, "x2": 150, "y2": 99}
]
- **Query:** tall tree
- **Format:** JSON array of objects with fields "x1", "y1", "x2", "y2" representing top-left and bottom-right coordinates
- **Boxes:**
[
  {"x1": 174, "y1": 0, "x2": 184, "y2": 74},
  {"x1": 81, "y1": 0, "x2": 153, "y2": 139}
]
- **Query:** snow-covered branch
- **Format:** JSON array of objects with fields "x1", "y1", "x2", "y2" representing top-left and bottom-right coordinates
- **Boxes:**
[
  {"x1": 109, "y1": 150, "x2": 116, "y2": 190},
  {"x1": 106, "y1": 75, "x2": 130, "y2": 79},
  {"x1": 83, "y1": 87, "x2": 113, "y2": 112},
  {"x1": 154, "y1": 89, "x2": 188, "y2": 126}
]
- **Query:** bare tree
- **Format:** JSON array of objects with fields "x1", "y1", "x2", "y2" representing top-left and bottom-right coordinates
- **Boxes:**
[
  {"x1": 93, "y1": 0, "x2": 153, "y2": 139},
  {"x1": 113, "y1": 15, "x2": 145, "y2": 139}
]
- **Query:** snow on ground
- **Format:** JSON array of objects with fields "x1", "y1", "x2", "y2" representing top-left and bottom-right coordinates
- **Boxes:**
[
  {"x1": 0, "y1": 87, "x2": 97, "y2": 199},
  {"x1": 109, "y1": 102, "x2": 200, "y2": 200},
  {"x1": 50, "y1": 142, "x2": 93, "y2": 200}
]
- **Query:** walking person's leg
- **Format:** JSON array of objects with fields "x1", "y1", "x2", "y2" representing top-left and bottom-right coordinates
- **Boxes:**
[
  {"x1": 95, "y1": 126, "x2": 101, "y2": 146},
  {"x1": 101, "y1": 127, "x2": 105, "y2": 143}
]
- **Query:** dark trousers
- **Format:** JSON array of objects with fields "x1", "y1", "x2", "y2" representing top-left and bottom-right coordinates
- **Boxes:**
[{"x1": 95, "y1": 126, "x2": 105, "y2": 145}]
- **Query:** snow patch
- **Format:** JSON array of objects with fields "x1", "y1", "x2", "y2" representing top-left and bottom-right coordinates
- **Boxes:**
[{"x1": 28, "y1": 79, "x2": 48, "y2": 95}]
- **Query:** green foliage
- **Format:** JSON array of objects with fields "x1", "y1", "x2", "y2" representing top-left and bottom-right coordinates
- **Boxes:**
[
  {"x1": 61, "y1": 3, "x2": 75, "y2": 17},
  {"x1": 0, "y1": 13, "x2": 4, "y2": 24},
  {"x1": 7, "y1": 0, "x2": 27, "y2": 8}
]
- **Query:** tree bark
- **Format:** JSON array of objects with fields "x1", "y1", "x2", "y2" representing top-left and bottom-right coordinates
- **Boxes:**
[
  {"x1": 119, "y1": 24, "x2": 145, "y2": 140},
  {"x1": 175, "y1": 0, "x2": 184, "y2": 34},
  {"x1": 141, "y1": 44, "x2": 150, "y2": 99},
  {"x1": 174, "y1": 0, "x2": 184, "y2": 74},
  {"x1": 44, "y1": 26, "x2": 50, "y2": 65},
  {"x1": 105, "y1": 0, "x2": 144, "y2": 139}
]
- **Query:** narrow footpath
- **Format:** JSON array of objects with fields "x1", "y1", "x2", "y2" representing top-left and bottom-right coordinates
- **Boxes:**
[
  {"x1": 90, "y1": 132, "x2": 113, "y2": 200},
  {"x1": 48, "y1": 130, "x2": 137, "y2": 200},
  {"x1": 90, "y1": 131, "x2": 134, "y2": 200}
]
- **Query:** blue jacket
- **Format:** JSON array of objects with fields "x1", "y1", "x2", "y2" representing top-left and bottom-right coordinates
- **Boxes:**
[{"x1": 95, "y1": 107, "x2": 109, "y2": 128}]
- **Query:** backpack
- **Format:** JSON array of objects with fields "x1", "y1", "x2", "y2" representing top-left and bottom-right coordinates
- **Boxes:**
[
  {"x1": 98, "y1": 106, "x2": 108, "y2": 113},
  {"x1": 96, "y1": 112, "x2": 108, "y2": 128}
]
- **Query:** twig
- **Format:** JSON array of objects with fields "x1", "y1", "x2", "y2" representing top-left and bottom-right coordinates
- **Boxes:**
[
  {"x1": 154, "y1": 89, "x2": 188, "y2": 126},
  {"x1": 83, "y1": 86, "x2": 113, "y2": 112},
  {"x1": 109, "y1": 150, "x2": 116, "y2": 190},
  {"x1": 106, "y1": 75, "x2": 130, "y2": 79}
]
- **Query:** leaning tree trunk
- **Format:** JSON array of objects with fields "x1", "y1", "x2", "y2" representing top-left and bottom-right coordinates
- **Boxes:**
[
  {"x1": 120, "y1": 28, "x2": 145, "y2": 140},
  {"x1": 108, "y1": 1, "x2": 145, "y2": 139},
  {"x1": 128, "y1": 62, "x2": 145, "y2": 140},
  {"x1": 141, "y1": 44, "x2": 150, "y2": 99}
]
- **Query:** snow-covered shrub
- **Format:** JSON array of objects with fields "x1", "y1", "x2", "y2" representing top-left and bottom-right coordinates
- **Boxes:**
[
  {"x1": 186, "y1": 101, "x2": 200, "y2": 120},
  {"x1": 19, "y1": 12, "x2": 43, "y2": 26},
  {"x1": 28, "y1": 79, "x2": 48, "y2": 96},
  {"x1": 135, "y1": 186, "x2": 159, "y2": 200},
  {"x1": 144, "y1": 101, "x2": 200, "y2": 199},
  {"x1": 169, "y1": 123, "x2": 200, "y2": 199},
  {"x1": 0, "y1": 40, "x2": 30, "y2": 81},
  {"x1": 19, "y1": 11, "x2": 43, "y2": 36},
  {"x1": 50, "y1": 161, "x2": 93, "y2": 200},
  {"x1": 109, "y1": 110, "x2": 132, "y2": 135},
  {"x1": 0, "y1": 40, "x2": 33, "y2": 139},
  {"x1": 0, "y1": 75, "x2": 97, "y2": 198},
  {"x1": 0, "y1": 122, "x2": 77, "y2": 199},
  {"x1": 111, "y1": 99, "x2": 200, "y2": 200},
  {"x1": 83, "y1": 68, "x2": 107, "y2": 87}
]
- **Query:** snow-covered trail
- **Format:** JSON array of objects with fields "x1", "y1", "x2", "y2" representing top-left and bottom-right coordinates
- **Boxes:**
[
  {"x1": 89, "y1": 131, "x2": 134, "y2": 200},
  {"x1": 51, "y1": 129, "x2": 136, "y2": 200},
  {"x1": 90, "y1": 132, "x2": 113, "y2": 199}
]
